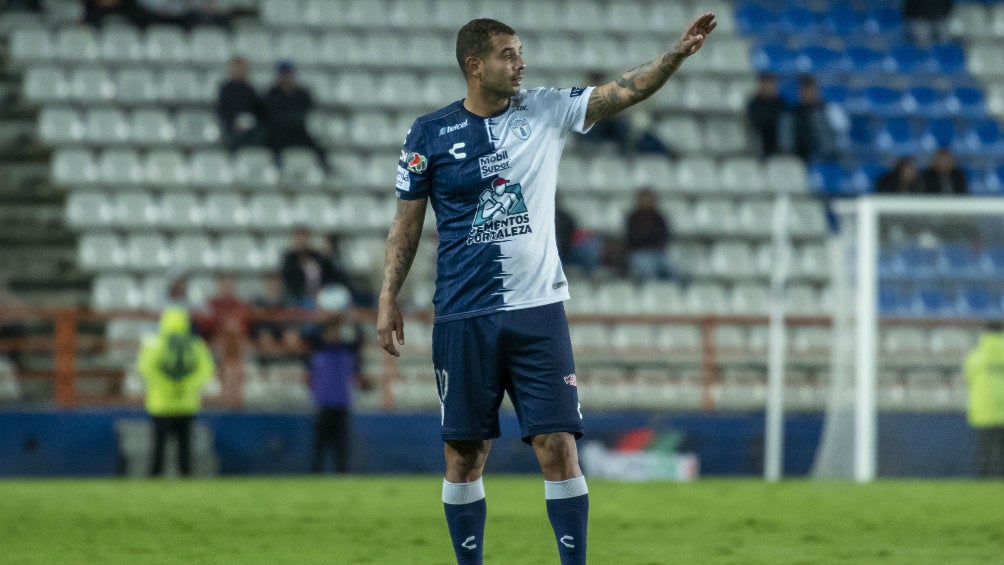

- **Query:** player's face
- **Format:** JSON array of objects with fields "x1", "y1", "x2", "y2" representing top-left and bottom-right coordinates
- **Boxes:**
[{"x1": 479, "y1": 33, "x2": 524, "y2": 98}]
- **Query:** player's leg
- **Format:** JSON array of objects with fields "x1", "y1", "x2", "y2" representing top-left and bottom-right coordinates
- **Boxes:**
[
  {"x1": 175, "y1": 416, "x2": 193, "y2": 477},
  {"x1": 504, "y1": 303, "x2": 588, "y2": 565},
  {"x1": 332, "y1": 407, "x2": 350, "y2": 474},
  {"x1": 434, "y1": 314, "x2": 505, "y2": 565},
  {"x1": 150, "y1": 416, "x2": 168, "y2": 477}
]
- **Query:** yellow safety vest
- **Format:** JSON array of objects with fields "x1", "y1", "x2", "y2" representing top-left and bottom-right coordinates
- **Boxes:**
[
  {"x1": 136, "y1": 307, "x2": 215, "y2": 416},
  {"x1": 964, "y1": 332, "x2": 1004, "y2": 427}
]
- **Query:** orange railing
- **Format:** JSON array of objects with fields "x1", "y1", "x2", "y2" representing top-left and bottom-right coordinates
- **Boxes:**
[{"x1": 0, "y1": 306, "x2": 838, "y2": 410}]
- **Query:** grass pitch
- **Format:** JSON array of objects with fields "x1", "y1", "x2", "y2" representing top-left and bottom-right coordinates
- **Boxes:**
[{"x1": 0, "y1": 477, "x2": 1000, "y2": 565}]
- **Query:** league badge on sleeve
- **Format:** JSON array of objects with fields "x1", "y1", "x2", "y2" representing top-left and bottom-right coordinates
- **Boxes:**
[{"x1": 406, "y1": 151, "x2": 428, "y2": 173}]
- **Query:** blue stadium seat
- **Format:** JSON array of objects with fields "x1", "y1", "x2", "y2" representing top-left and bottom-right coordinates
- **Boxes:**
[
  {"x1": 795, "y1": 45, "x2": 842, "y2": 73},
  {"x1": 845, "y1": 115, "x2": 876, "y2": 152},
  {"x1": 846, "y1": 161, "x2": 885, "y2": 193},
  {"x1": 736, "y1": 3, "x2": 777, "y2": 36},
  {"x1": 751, "y1": 43, "x2": 795, "y2": 73},
  {"x1": 985, "y1": 246, "x2": 1004, "y2": 276},
  {"x1": 899, "y1": 245, "x2": 939, "y2": 279},
  {"x1": 842, "y1": 46, "x2": 885, "y2": 73},
  {"x1": 959, "y1": 285, "x2": 1002, "y2": 318},
  {"x1": 863, "y1": 7, "x2": 902, "y2": 35},
  {"x1": 912, "y1": 287, "x2": 955, "y2": 317},
  {"x1": 886, "y1": 45, "x2": 931, "y2": 74},
  {"x1": 879, "y1": 285, "x2": 909, "y2": 315},
  {"x1": 779, "y1": 6, "x2": 819, "y2": 34},
  {"x1": 921, "y1": 118, "x2": 958, "y2": 151},
  {"x1": 821, "y1": 83, "x2": 849, "y2": 105},
  {"x1": 939, "y1": 243, "x2": 982, "y2": 277},
  {"x1": 958, "y1": 119, "x2": 1004, "y2": 158},
  {"x1": 821, "y1": 5, "x2": 862, "y2": 36},
  {"x1": 876, "y1": 117, "x2": 919, "y2": 155},
  {"x1": 930, "y1": 44, "x2": 967, "y2": 75},
  {"x1": 808, "y1": 161, "x2": 850, "y2": 194},
  {"x1": 906, "y1": 86, "x2": 946, "y2": 119},
  {"x1": 864, "y1": 86, "x2": 907, "y2": 117},
  {"x1": 951, "y1": 87, "x2": 987, "y2": 119}
]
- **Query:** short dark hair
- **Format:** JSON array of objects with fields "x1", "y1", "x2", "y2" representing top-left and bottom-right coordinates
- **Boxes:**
[{"x1": 456, "y1": 18, "x2": 516, "y2": 76}]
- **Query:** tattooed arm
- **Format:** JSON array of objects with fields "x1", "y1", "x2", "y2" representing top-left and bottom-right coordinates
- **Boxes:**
[
  {"x1": 377, "y1": 197, "x2": 428, "y2": 357},
  {"x1": 584, "y1": 12, "x2": 717, "y2": 128}
]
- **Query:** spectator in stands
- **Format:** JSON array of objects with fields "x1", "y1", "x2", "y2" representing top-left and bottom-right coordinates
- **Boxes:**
[
  {"x1": 903, "y1": 0, "x2": 953, "y2": 47},
  {"x1": 281, "y1": 226, "x2": 337, "y2": 308},
  {"x1": 555, "y1": 195, "x2": 602, "y2": 279},
  {"x1": 624, "y1": 187, "x2": 676, "y2": 282},
  {"x1": 746, "y1": 72, "x2": 786, "y2": 159},
  {"x1": 250, "y1": 271, "x2": 300, "y2": 361},
  {"x1": 262, "y1": 60, "x2": 330, "y2": 172},
  {"x1": 203, "y1": 272, "x2": 249, "y2": 406},
  {"x1": 579, "y1": 71, "x2": 677, "y2": 158},
  {"x1": 0, "y1": 275, "x2": 29, "y2": 376},
  {"x1": 165, "y1": 270, "x2": 191, "y2": 310},
  {"x1": 304, "y1": 284, "x2": 370, "y2": 473},
  {"x1": 137, "y1": 306, "x2": 215, "y2": 477},
  {"x1": 216, "y1": 55, "x2": 266, "y2": 151},
  {"x1": 3, "y1": 0, "x2": 40, "y2": 12},
  {"x1": 779, "y1": 75, "x2": 838, "y2": 163},
  {"x1": 83, "y1": 0, "x2": 158, "y2": 29},
  {"x1": 919, "y1": 147, "x2": 968, "y2": 194},
  {"x1": 876, "y1": 157, "x2": 922, "y2": 194},
  {"x1": 963, "y1": 320, "x2": 1004, "y2": 477}
]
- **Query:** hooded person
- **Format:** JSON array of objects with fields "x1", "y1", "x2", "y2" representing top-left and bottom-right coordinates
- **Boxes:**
[{"x1": 137, "y1": 307, "x2": 215, "y2": 477}]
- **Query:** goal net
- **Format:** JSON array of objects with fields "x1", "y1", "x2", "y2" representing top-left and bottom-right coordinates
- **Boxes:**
[{"x1": 814, "y1": 195, "x2": 1004, "y2": 481}]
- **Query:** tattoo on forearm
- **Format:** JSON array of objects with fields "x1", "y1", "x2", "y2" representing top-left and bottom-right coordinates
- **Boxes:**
[
  {"x1": 381, "y1": 200, "x2": 424, "y2": 297},
  {"x1": 588, "y1": 51, "x2": 688, "y2": 122}
]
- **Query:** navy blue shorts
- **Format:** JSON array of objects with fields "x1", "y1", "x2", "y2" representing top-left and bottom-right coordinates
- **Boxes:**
[{"x1": 432, "y1": 302, "x2": 583, "y2": 443}]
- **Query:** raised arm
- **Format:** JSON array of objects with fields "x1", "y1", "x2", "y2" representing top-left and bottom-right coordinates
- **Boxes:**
[
  {"x1": 584, "y1": 12, "x2": 717, "y2": 128},
  {"x1": 377, "y1": 197, "x2": 428, "y2": 357}
]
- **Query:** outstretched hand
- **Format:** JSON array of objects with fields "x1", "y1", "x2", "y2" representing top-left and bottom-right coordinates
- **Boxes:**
[{"x1": 675, "y1": 12, "x2": 717, "y2": 57}]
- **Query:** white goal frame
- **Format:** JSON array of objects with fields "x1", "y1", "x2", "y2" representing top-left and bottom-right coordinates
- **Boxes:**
[{"x1": 821, "y1": 195, "x2": 1004, "y2": 482}]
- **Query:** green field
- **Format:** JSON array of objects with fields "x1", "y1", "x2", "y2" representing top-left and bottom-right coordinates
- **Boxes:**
[{"x1": 0, "y1": 477, "x2": 1001, "y2": 565}]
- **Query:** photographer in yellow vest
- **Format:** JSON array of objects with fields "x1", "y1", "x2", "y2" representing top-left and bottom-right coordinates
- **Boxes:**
[
  {"x1": 137, "y1": 307, "x2": 215, "y2": 477},
  {"x1": 964, "y1": 320, "x2": 1004, "y2": 477}
]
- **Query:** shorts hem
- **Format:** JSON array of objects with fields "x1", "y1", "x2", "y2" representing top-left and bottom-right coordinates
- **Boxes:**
[{"x1": 520, "y1": 425, "x2": 584, "y2": 444}]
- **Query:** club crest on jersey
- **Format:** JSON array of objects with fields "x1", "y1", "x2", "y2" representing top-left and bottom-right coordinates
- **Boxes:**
[
  {"x1": 509, "y1": 118, "x2": 531, "y2": 141},
  {"x1": 405, "y1": 151, "x2": 427, "y2": 173},
  {"x1": 467, "y1": 178, "x2": 533, "y2": 245}
]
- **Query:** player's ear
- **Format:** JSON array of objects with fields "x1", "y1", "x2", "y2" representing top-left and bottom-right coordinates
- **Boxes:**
[{"x1": 465, "y1": 55, "x2": 481, "y2": 78}]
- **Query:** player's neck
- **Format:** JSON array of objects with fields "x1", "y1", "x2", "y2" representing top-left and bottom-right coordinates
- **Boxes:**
[{"x1": 463, "y1": 89, "x2": 510, "y2": 117}]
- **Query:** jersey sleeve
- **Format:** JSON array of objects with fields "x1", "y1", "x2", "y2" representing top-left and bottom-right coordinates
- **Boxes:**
[
  {"x1": 541, "y1": 86, "x2": 595, "y2": 136},
  {"x1": 395, "y1": 121, "x2": 431, "y2": 200}
]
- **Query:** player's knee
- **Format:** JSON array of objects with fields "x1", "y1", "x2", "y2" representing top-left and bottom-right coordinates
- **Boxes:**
[
  {"x1": 532, "y1": 433, "x2": 580, "y2": 478},
  {"x1": 444, "y1": 440, "x2": 490, "y2": 481}
]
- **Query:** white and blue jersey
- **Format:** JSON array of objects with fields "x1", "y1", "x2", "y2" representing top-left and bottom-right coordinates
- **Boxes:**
[{"x1": 396, "y1": 86, "x2": 594, "y2": 322}]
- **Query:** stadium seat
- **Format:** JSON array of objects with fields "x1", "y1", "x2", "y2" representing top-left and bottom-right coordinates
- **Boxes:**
[
  {"x1": 9, "y1": 26, "x2": 52, "y2": 65},
  {"x1": 875, "y1": 117, "x2": 920, "y2": 156},
  {"x1": 52, "y1": 148, "x2": 98, "y2": 185},
  {"x1": 638, "y1": 281, "x2": 685, "y2": 314},
  {"x1": 720, "y1": 157, "x2": 766, "y2": 193},
  {"x1": 125, "y1": 233, "x2": 172, "y2": 271},
  {"x1": 279, "y1": 148, "x2": 326, "y2": 187},
  {"x1": 23, "y1": 66, "x2": 70, "y2": 103},
  {"x1": 217, "y1": 234, "x2": 263, "y2": 271},
  {"x1": 189, "y1": 149, "x2": 234, "y2": 188},
  {"x1": 159, "y1": 68, "x2": 210, "y2": 104},
  {"x1": 189, "y1": 27, "x2": 231, "y2": 66},
  {"x1": 78, "y1": 233, "x2": 127, "y2": 270},
  {"x1": 55, "y1": 26, "x2": 99, "y2": 62},
  {"x1": 115, "y1": 68, "x2": 158, "y2": 104},
  {"x1": 233, "y1": 148, "x2": 279, "y2": 188},
  {"x1": 159, "y1": 191, "x2": 204, "y2": 229},
  {"x1": 930, "y1": 44, "x2": 966, "y2": 75},
  {"x1": 787, "y1": 284, "x2": 823, "y2": 315},
  {"x1": 731, "y1": 283, "x2": 770, "y2": 314},
  {"x1": 65, "y1": 191, "x2": 113, "y2": 229},
  {"x1": 764, "y1": 156, "x2": 808, "y2": 192},
  {"x1": 144, "y1": 149, "x2": 189, "y2": 186},
  {"x1": 653, "y1": 116, "x2": 702, "y2": 155},
  {"x1": 112, "y1": 192, "x2": 160, "y2": 228},
  {"x1": 232, "y1": 27, "x2": 275, "y2": 64},
  {"x1": 675, "y1": 157, "x2": 721, "y2": 193},
  {"x1": 91, "y1": 274, "x2": 142, "y2": 309},
  {"x1": 175, "y1": 109, "x2": 219, "y2": 146},
  {"x1": 84, "y1": 108, "x2": 130, "y2": 144},
  {"x1": 172, "y1": 234, "x2": 218, "y2": 270},
  {"x1": 317, "y1": 30, "x2": 365, "y2": 67},
  {"x1": 950, "y1": 87, "x2": 987, "y2": 119},
  {"x1": 145, "y1": 25, "x2": 189, "y2": 63},
  {"x1": 653, "y1": 325, "x2": 701, "y2": 351},
  {"x1": 98, "y1": 148, "x2": 144, "y2": 185},
  {"x1": 709, "y1": 241, "x2": 756, "y2": 278},
  {"x1": 248, "y1": 194, "x2": 295, "y2": 230},
  {"x1": 878, "y1": 285, "x2": 910, "y2": 315},
  {"x1": 703, "y1": 118, "x2": 748, "y2": 155},
  {"x1": 38, "y1": 107, "x2": 85, "y2": 144},
  {"x1": 949, "y1": 2, "x2": 993, "y2": 39},
  {"x1": 203, "y1": 193, "x2": 249, "y2": 230},
  {"x1": 737, "y1": 4, "x2": 777, "y2": 37},
  {"x1": 690, "y1": 199, "x2": 736, "y2": 237},
  {"x1": 808, "y1": 161, "x2": 850, "y2": 194},
  {"x1": 787, "y1": 201, "x2": 828, "y2": 237},
  {"x1": 100, "y1": 25, "x2": 143, "y2": 62},
  {"x1": 904, "y1": 86, "x2": 946, "y2": 119},
  {"x1": 130, "y1": 109, "x2": 175, "y2": 145},
  {"x1": 610, "y1": 324, "x2": 656, "y2": 350},
  {"x1": 291, "y1": 194, "x2": 338, "y2": 229},
  {"x1": 69, "y1": 66, "x2": 116, "y2": 102},
  {"x1": 275, "y1": 30, "x2": 321, "y2": 66},
  {"x1": 795, "y1": 45, "x2": 841, "y2": 74},
  {"x1": 966, "y1": 42, "x2": 1004, "y2": 77},
  {"x1": 734, "y1": 200, "x2": 774, "y2": 237},
  {"x1": 684, "y1": 282, "x2": 729, "y2": 314},
  {"x1": 912, "y1": 286, "x2": 955, "y2": 316},
  {"x1": 959, "y1": 284, "x2": 1002, "y2": 317}
]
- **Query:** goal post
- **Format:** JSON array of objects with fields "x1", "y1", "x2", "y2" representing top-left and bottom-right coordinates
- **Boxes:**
[{"x1": 816, "y1": 195, "x2": 1004, "y2": 482}]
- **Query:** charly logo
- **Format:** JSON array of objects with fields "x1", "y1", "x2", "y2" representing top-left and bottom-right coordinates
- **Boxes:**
[
  {"x1": 560, "y1": 535, "x2": 575, "y2": 549},
  {"x1": 462, "y1": 536, "x2": 477, "y2": 550},
  {"x1": 448, "y1": 142, "x2": 467, "y2": 159},
  {"x1": 563, "y1": 373, "x2": 577, "y2": 387},
  {"x1": 509, "y1": 118, "x2": 531, "y2": 141}
]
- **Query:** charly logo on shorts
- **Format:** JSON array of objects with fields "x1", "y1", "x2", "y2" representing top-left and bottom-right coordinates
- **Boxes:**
[
  {"x1": 467, "y1": 178, "x2": 533, "y2": 245},
  {"x1": 563, "y1": 373, "x2": 577, "y2": 386}
]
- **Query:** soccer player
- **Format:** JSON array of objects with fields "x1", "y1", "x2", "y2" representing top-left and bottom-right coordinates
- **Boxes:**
[{"x1": 377, "y1": 14, "x2": 716, "y2": 565}]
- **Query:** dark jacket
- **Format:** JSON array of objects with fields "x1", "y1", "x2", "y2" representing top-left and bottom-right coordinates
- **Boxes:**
[
  {"x1": 216, "y1": 79, "x2": 264, "y2": 136},
  {"x1": 920, "y1": 168, "x2": 968, "y2": 195},
  {"x1": 625, "y1": 209, "x2": 671, "y2": 252},
  {"x1": 747, "y1": 94, "x2": 787, "y2": 157}
]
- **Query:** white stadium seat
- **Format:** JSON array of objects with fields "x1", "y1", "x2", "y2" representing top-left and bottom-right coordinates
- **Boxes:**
[
  {"x1": 66, "y1": 191, "x2": 114, "y2": 229},
  {"x1": 55, "y1": 26, "x2": 99, "y2": 62},
  {"x1": 78, "y1": 233, "x2": 126, "y2": 271},
  {"x1": 233, "y1": 148, "x2": 279, "y2": 188},
  {"x1": 23, "y1": 66, "x2": 70, "y2": 103},
  {"x1": 217, "y1": 234, "x2": 264, "y2": 270},
  {"x1": 84, "y1": 108, "x2": 130, "y2": 144},
  {"x1": 159, "y1": 191, "x2": 204, "y2": 229},
  {"x1": 9, "y1": 27, "x2": 53, "y2": 65},
  {"x1": 130, "y1": 109, "x2": 175, "y2": 145},
  {"x1": 175, "y1": 109, "x2": 220, "y2": 146},
  {"x1": 248, "y1": 194, "x2": 295, "y2": 230},
  {"x1": 144, "y1": 25, "x2": 190, "y2": 63},
  {"x1": 98, "y1": 148, "x2": 144, "y2": 185},
  {"x1": 720, "y1": 157, "x2": 767, "y2": 193},
  {"x1": 38, "y1": 107, "x2": 85, "y2": 144},
  {"x1": 292, "y1": 194, "x2": 338, "y2": 229},
  {"x1": 189, "y1": 149, "x2": 234, "y2": 187},
  {"x1": 125, "y1": 233, "x2": 172, "y2": 270},
  {"x1": 172, "y1": 234, "x2": 218, "y2": 270},
  {"x1": 112, "y1": 191, "x2": 160, "y2": 228},
  {"x1": 52, "y1": 148, "x2": 98, "y2": 185},
  {"x1": 144, "y1": 149, "x2": 189, "y2": 186},
  {"x1": 92, "y1": 274, "x2": 142, "y2": 309},
  {"x1": 100, "y1": 25, "x2": 144, "y2": 62},
  {"x1": 204, "y1": 193, "x2": 250, "y2": 230},
  {"x1": 189, "y1": 27, "x2": 232, "y2": 66},
  {"x1": 115, "y1": 68, "x2": 158, "y2": 104},
  {"x1": 69, "y1": 66, "x2": 116, "y2": 102}
]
